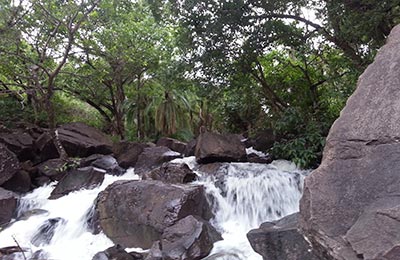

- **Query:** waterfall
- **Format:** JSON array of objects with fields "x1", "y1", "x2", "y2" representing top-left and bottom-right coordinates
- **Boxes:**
[
  {"x1": 173, "y1": 157, "x2": 307, "y2": 260},
  {"x1": 0, "y1": 159, "x2": 307, "y2": 260}
]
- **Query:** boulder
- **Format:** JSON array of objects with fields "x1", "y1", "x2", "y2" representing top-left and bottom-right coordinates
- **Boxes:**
[
  {"x1": 0, "y1": 188, "x2": 17, "y2": 226},
  {"x1": 135, "y1": 147, "x2": 182, "y2": 177},
  {"x1": 31, "y1": 217, "x2": 65, "y2": 246},
  {"x1": 0, "y1": 129, "x2": 35, "y2": 162},
  {"x1": 184, "y1": 139, "x2": 197, "y2": 157},
  {"x1": 144, "y1": 241, "x2": 162, "y2": 260},
  {"x1": 246, "y1": 153, "x2": 273, "y2": 164},
  {"x1": 299, "y1": 24, "x2": 400, "y2": 260},
  {"x1": 36, "y1": 158, "x2": 69, "y2": 181},
  {"x1": 160, "y1": 215, "x2": 221, "y2": 260},
  {"x1": 143, "y1": 163, "x2": 197, "y2": 184},
  {"x1": 244, "y1": 129, "x2": 275, "y2": 151},
  {"x1": 247, "y1": 213, "x2": 319, "y2": 260},
  {"x1": 35, "y1": 132, "x2": 59, "y2": 162},
  {"x1": 1, "y1": 170, "x2": 31, "y2": 193},
  {"x1": 156, "y1": 137, "x2": 187, "y2": 154},
  {"x1": 92, "y1": 245, "x2": 137, "y2": 260},
  {"x1": 113, "y1": 141, "x2": 153, "y2": 168},
  {"x1": 0, "y1": 144, "x2": 20, "y2": 186},
  {"x1": 195, "y1": 132, "x2": 246, "y2": 164},
  {"x1": 81, "y1": 154, "x2": 125, "y2": 176},
  {"x1": 49, "y1": 167, "x2": 105, "y2": 199},
  {"x1": 91, "y1": 155, "x2": 125, "y2": 176},
  {"x1": 95, "y1": 180, "x2": 213, "y2": 248},
  {"x1": 57, "y1": 122, "x2": 113, "y2": 157}
]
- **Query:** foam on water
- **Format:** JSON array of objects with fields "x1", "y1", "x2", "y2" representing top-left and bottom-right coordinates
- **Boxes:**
[
  {"x1": 0, "y1": 168, "x2": 139, "y2": 260},
  {"x1": 0, "y1": 157, "x2": 307, "y2": 260}
]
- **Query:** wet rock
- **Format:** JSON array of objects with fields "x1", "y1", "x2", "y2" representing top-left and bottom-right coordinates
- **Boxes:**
[
  {"x1": 0, "y1": 143, "x2": 20, "y2": 186},
  {"x1": 2, "y1": 170, "x2": 31, "y2": 193},
  {"x1": 91, "y1": 155, "x2": 125, "y2": 176},
  {"x1": 144, "y1": 241, "x2": 162, "y2": 260},
  {"x1": 92, "y1": 245, "x2": 136, "y2": 260},
  {"x1": 161, "y1": 215, "x2": 222, "y2": 260},
  {"x1": 17, "y1": 209, "x2": 49, "y2": 221},
  {"x1": 244, "y1": 129, "x2": 275, "y2": 151},
  {"x1": 31, "y1": 217, "x2": 65, "y2": 246},
  {"x1": 246, "y1": 153, "x2": 273, "y2": 164},
  {"x1": 0, "y1": 188, "x2": 17, "y2": 226},
  {"x1": 184, "y1": 139, "x2": 197, "y2": 157},
  {"x1": 135, "y1": 147, "x2": 182, "y2": 177},
  {"x1": 49, "y1": 166, "x2": 104, "y2": 199},
  {"x1": 95, "y1": 180, "x2": 213, "y2": 248},
  {"x1": 247, "y1": 213, "x2": 319, "y2": 260},
  {"x1": 143, "y1": 163, "x2": 196, "y2": 184},
  {"x1": 0, "y1": 129, "x2": 35, "y2": 162},
  {"x1": 113, "y1": 141, "x2": 154, "y2": 168},
  {"x1": 195, "y1": 132, "x2": 246, "y2": 164},
  {"x1": 299, "y1": 24, "x2": 400, "y2": 260},
  {"x1": 35, "y1": 132, "x2": 59, "y2": 162},
  {"x1": 156, "y1": 137, "x2": 187, "y2": 154},
  {"x1": 36, "y1": 158, "x2": 68, "y2": 181},
  {"x1": 57, "y1": 122, "x2": 113, "y2": 157},
  {"x1": 30, "y1": 250, "x2": 48, "y2": 260}
]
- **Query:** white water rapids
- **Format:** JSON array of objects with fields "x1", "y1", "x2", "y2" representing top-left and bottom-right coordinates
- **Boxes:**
[{"x1": 0, "y1": 157, "x2": 307, "y2": 260}]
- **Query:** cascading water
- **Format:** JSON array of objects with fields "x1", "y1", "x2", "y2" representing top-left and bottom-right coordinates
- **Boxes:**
[
  {"x1": 0, "y1": 169, "x2": 139, "y2": 260},
  {"x1": 173, "y1": 157, "x2": 308, "y2": 260},
  {"x1": 0, "y1": 156, "x2": 307, "y2": 260}
]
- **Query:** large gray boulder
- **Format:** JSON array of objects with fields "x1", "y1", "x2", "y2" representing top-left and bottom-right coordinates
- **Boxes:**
[
  {"x1": 95, "y1": 180, "x2": 213, "y2": 249},
  {"x1": 143, "y1": 163, "x2": 197, "y2": 184},
  {"x1": 135, "y1": 147, "x2": 182, "y2": 177},
  {"x1": 160, "y1": 215, "x2": 221, "y2": 260},
  {"x1": 195, "y1": 132, "x2": 246, "y2": 164},
  {"x1": 57, "y1": 122, "x2": 113, "y2": 157},
  {"x1": 0, "y1": 143, "x2": 20, "y2": 186},
  {"x1": 113, "y1": 141, "x2": 153, "y2": 168},
  {"x1": 247, "y1": 213, "x2": 319, "y2": 260},
  {"x1": 300, "y1": 24, "x2": 400, "y2": 259}
]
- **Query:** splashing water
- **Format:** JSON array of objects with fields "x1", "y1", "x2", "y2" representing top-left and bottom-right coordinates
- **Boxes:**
[
  {"x1": 0, "y1": 157, "x2": 307, "y2": 260},
  {"x1": 0, "y1": 169, "x2": 139, "y2": 260},
  {"x1": 173, "y1": 157, "x2": 308, "y2": 260}
]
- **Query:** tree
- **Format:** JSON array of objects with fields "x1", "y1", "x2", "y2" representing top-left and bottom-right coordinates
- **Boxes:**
[{"x1": 0, "y1": 0, "x2": 100, "y2": 159}]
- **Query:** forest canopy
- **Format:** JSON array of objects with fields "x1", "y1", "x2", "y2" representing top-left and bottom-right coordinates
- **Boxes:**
[{"x1": 1, "y1": 0, "x2": 399, "y2": 168}]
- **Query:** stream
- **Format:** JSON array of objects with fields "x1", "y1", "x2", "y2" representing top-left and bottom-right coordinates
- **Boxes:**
[{"x1": 0, "y1": 157, "x2": 307, "y2": 260}]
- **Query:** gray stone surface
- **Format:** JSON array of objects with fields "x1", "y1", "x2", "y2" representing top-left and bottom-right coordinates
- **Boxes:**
[
  {"x1": 0, "y1": 188, "x2": 17, "y2": 226},
  {"x1": 300, "y1": 24, "x2": 400, "y2": 260},
  {"x1": 0, "y1": 143, "x2": 20, "y2": 186},
  {"x1": 247, "y1": 213, "x2": 319, "y2": 260},
  {"x1": 95, "y1": 180, "x2": 212, "y2": 248}
]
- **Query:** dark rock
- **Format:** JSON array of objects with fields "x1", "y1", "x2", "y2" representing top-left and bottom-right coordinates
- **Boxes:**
[
  {"x1": 57, "y1": 122, "x2": 113, "y2": 157},
  {"x1": 91, "y1": 155, "x2": 125, "y2": 176},
  {"x1": 31, "y1": 217, "x2": 65, "y2": 246},
  {"x1": 0, "y1": 188, "x2": 17, "y2": 226},
  {"x1": 95, "y1": 180, "x2": 213, "y2": 248},
  {"x1": 244, "y1": 129, "x2": 275, "y2": 151},
  {"x1": 246, "y1": 153, "x2": 273, "y2": 164},
  {"x1": 299, "y1": 25, "x2": 400, "y2": 260},
  {"x1": 36, "y1": 158, "x2": 68, "y2": 181},
  {"x1": 195, "y1": 132, "x2": 246, "y2": 164},
  {"x1": 113, "y1": 141, "x2": 154, "y2": 168},
  {"x1": 247, "y1": 213, "x2": 319, "y2": 260},
  {"x1": 92, "y1": 245, "x2": 135, "y2": 260},
  {"x1": 30, "y1": 250, "x2": 48, "y2": 260},
  {"x1": 0, "y1": 246, "x2": 29, "y2": 260},
  {"x1": 129, "y1": 251, "x2": 145, "y2": 260},
  {"x1": 32, "y1": 176, "x2": 51, "y2": 187},
  {"x1": 161, "y1": 215, "x2": 222, "y2": 260},
  {"x1": 0, "y1": 129, "x2": 35, "y2": 161},
  {"x1": 143, "y1": 163, "x2": 197, "y2": 184},
  {"x1": 49, "y1": 166, "x2": 105, "y2": 199},
  {"x1": 0, "y1": 143, "x2": 20, "y2": 186},
  {"x1": 144, "y1": 241, "x2": 162, "y2": 260},
  {"x1": 135, "y1": 147, "x2": 182, "y2": 177},
  {"x1": 17, "y1": 209, "x2": 49, "y2": 221},
  {"x1": 156, "y1": 137, "x2": 187, "y2": 154},
  {"x1": 79, "y1": 154, "x2": 105, "y2": 167},
  {"x1": 2, "y1": 170, "x2": 31, "y2": 193},
  {"x1": 35, "y1": 132, "x2": 59, "y2": 162},
  {"x1": 184, "y1": 139, "x2": 197, "y2": 157}
]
